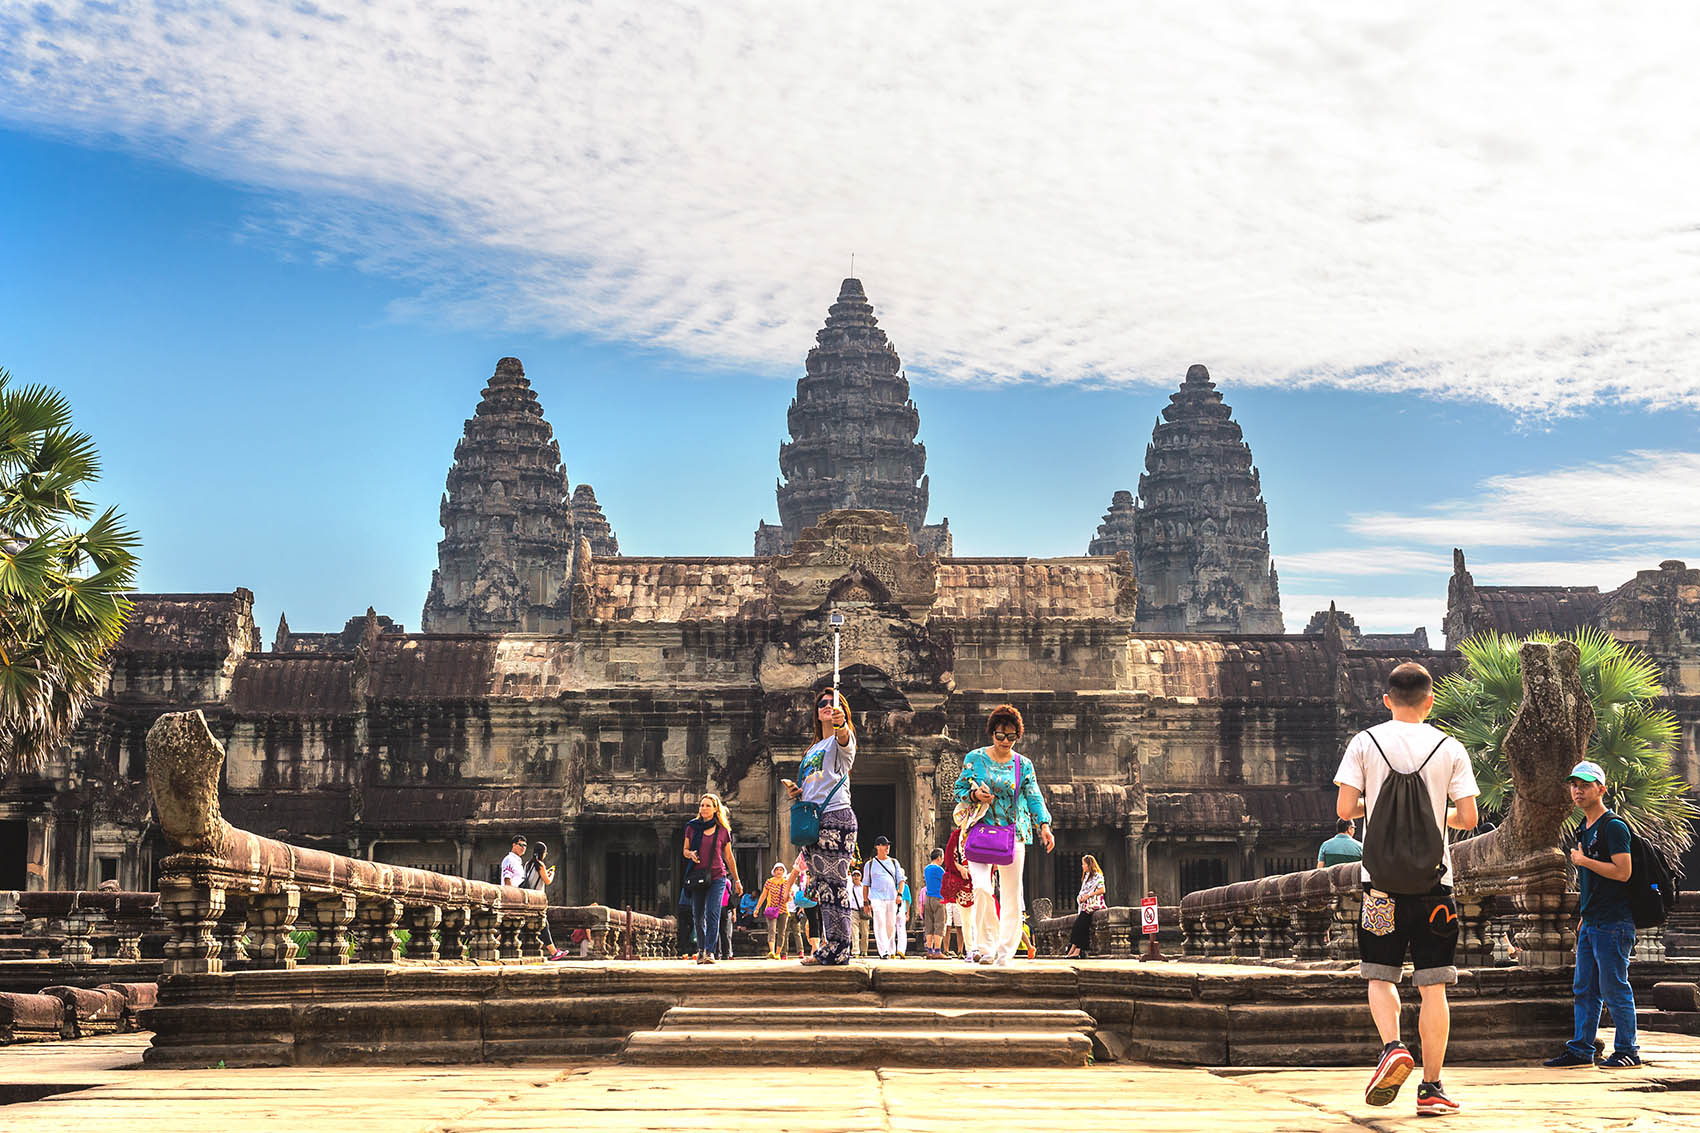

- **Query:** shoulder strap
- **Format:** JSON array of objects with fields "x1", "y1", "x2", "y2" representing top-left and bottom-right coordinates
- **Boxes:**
[
  {"x1": 1414, "y1": 734, "x2": 1449, "y2": 774},
  {"x1": 1365, "y1": 730, "x2": 1396, "y2": 772}
]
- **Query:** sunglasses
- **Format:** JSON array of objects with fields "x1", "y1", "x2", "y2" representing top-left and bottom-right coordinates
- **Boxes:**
[
  {"x1": 992, "y1": 731, "x2": 1019, "y2": 741},
  {"x1": 817, "y1": 701, "x2": 837, "y2": 710}
]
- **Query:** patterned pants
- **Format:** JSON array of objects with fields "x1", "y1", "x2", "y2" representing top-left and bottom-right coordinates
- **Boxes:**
[{"x1": 804, "y1": 808, "x2": 858, "y2": 964}]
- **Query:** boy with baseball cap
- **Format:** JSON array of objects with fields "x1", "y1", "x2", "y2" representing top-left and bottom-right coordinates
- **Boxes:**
[{"x1": 1543, "y1": 760, "x2": 1641, "y2": 1068}]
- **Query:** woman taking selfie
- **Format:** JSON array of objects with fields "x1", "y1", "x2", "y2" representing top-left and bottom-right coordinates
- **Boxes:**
[{"x1": 783, "y1": 689, "x2": 858, "y2": 965}]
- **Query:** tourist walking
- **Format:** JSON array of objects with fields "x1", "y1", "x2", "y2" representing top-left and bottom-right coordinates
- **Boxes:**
[
  {"x1": 521, "y1": 841, "x2": 569, "y2": 961},
  {"x1": 682, "y1": 793, "x2": 743, "y2": 966},
  {"x1": 921, "y1": 848, "x2": 947, "y2": 958},
  {"x1": 783, "y1": 689, "x2": 859, "y2": 965},
  {"x1": 1067, "y1": 854, "x2": 1106, "y2": 958},
  {"x1": 847, "y1": 868, "x2": 868, "y2": 956},
  {"x1": 954, "y1": 704, "x2": 1055, "y2": 966},
  {"x1": 1334, "y1": 662, "x2": 1477, "y2": 1116},
  {"x1": 757, "y1": 863, "x2": 789, "y2": 958},
  {"x1": 1543, "y1": 760, "x2": 1641, "y2": 1069},
  {"x1": 862, "y1": 836, "x2": 907, "y2": 958},
  {"x1": 1318, "y1": 819, "x2": 1364, "y2": 869}
]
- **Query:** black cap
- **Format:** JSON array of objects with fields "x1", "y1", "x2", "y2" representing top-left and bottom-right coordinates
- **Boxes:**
[{"x1": 874, "y1": 835, "x2": 891, "y2": 846}]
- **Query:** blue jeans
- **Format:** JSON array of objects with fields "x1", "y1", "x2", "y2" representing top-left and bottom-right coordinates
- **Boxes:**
[
  {"x1": 690, "y1": 878, "x2": 730, "y2": 958},
  {"x1": 1568, "y1": 918, "x2": 1637, "y2": 1056}
]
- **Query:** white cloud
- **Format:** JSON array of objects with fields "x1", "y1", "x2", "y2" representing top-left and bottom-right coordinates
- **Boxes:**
[
  {"x1": 1275, "y1": 547, "x2": 1451, "y2": 578},
  {"x1": 1348, "y1": 450, "x2": 1700, "y2": 549},
  {"x1": 5, "y1": 3, "x2": 1700, "y2": 412},
  {"x1": 1281, "y1": 593, "x2": 1443, "y2": 637}
]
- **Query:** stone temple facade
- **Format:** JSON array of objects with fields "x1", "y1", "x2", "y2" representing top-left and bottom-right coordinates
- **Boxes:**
[{"x1": 4, "y1": 280, "x2": 1696, "y2": 910}]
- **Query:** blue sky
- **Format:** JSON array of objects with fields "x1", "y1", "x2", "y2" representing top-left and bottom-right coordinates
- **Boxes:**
[{"x1": 3, "y1": 3, "x2": 1698, "y2": 643}]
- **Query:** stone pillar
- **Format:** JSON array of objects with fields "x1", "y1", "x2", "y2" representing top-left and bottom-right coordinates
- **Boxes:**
[
  {"x1": 215, "y1": 898, "x2": 250, "y2": 970},
  {"x1": 1328, "y1": 890, "x2": 1362, "y2": 961},
  {"x1": 1204, "y1": 910, "x2": 1232, "y2": 957},
  {"x1": 1292, "y1": 905, "x2": 1332, "y2": 961},
  {"x1": 305, "y1": 893, "x2": 357, "y2": 965},
  {"x1": 24, "y1": 816, "x2": 51, "y2": 891},
  {"x1": 518, "y1": 909, "x2": 546, "y2": 962},
  {"x1": 558, "y1": 821, "x2": 580, "y2": 907},
  {"x1": 356, "y1": 897, "x2": 404, "y2": 965},
  {"x1": 470, "y1": 908, "x2": 502, "y2": 962},
  {"x1": 159, "y1": 881, "x2": 226, "y2": 975},
  {"x1": 655, "y1": 820, "x2": 678, "y2": 908},
  {"x1": 1255, "y1": 906, "x2": 1293, "y2": 959},
  {"x1": 497, "y1": 909, "x2": 523, "y2": 961},
  {"x1": 1453, "y1": 894, "x2": 1491, "y2": 968},
  {"x1": 61, "y1": 911, "x2": 96, "y2": 963},
  {"x1": 1123, "y1": 828, "x2": 1148, "y2": 905},
  {"x1": 114, "y1": 923, "x2": 144, "y2": 962},
  {"x1": 1228, "y1": 909, "x2": 1260, "y2": 956},
  {"x1": 439, "y1": 905, "x2": 471, "y2": 961},
  {"x1": 247, "y1": 889, "x2": 301, "y2": 970},
  {"x1": 404, "y1": 904, "x2": 443, "y2": 961}
]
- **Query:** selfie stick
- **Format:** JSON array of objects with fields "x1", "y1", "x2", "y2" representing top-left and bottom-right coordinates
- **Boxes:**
[{"x1": 829, "y1": 610, "x2": 844, "y2": 707}]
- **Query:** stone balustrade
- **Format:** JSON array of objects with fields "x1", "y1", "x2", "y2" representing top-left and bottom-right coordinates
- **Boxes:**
[
  {"x1": 145, "y1": 710, "x2": 547, "y2": 975},
  {"x1": 2, "y1": 891, "x2": 166, "y2": 962},
  {"x1": 1032, "y1": 904, "x2": 1183, "y2": 957},
  {"x1": 548, "y1": 906, "x2": 676, "y2": 959}
]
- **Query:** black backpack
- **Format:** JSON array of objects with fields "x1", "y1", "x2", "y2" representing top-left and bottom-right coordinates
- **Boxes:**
[
  {"x1": 1597, "y1": 813, "x2": 1679, "y2": 929},
  {"x1": 1361, "y1": 731, "x2": 1449, "y2": 896}
]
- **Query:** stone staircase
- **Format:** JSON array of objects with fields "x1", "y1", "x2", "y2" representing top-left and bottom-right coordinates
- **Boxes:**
[{"x1": 619, "y1": 1003, "x2": 1095, "y2": 1067}]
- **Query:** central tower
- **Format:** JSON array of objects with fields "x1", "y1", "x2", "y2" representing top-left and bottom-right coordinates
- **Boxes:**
[{"x1": 755, "y1": 279, "x2": 950, "y2": 555}]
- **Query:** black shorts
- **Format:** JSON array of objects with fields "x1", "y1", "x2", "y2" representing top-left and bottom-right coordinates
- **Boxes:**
[{"x1": 1356, "y1": 884, "x2": 1459, "y2": 986}]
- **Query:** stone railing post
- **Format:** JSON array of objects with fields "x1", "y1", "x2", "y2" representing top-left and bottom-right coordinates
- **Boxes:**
[
  {"x1": 404, "y1": 904, "x2": 443, "y2": 961},
  {"x1": 1329, "y1": 890, "x2": 1362, "y2": 961},
  {"x1": 357, "y1": 897, "x2": 404, "y2": 965},
  {"x1": 519, "y1": 909, "x2": 546, "y2": 962},
  {"x1": 248, "y1": 889, "x2": 300, "y2": 970},
  {"x1": 215, "y1": 896, "x2": 251, "y2": 971},
  {"x1": 160, "y1": 880, "x2": 226, "y2": 975},
  {"x1": 1453, "y1": 894, "x2": 1491, "y2": 968},
  {"x1": 61, "y1": 910, "x2": 97, "y2": 963},
  {"x1": 306, "y1": 893, "x2": 357, "y2": 965},
  {"x1": 497, "y1": 911, "x2": 523, "y2": 961},
  {"x1": 439, "y1": 905, "x2": 471, "y2": 960},
  {"x1": 470, "y1": 908, "x2": 502, "y2": 962}
]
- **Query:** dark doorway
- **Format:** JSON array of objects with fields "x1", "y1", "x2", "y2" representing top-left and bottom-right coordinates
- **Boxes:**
[
  {"x1": 0, "y1": 822, "x2": 24, "y2": 888},
  {"x1": 603, "y1": 850, "x2": 657, "y2": 913},
  {"x1": 850, "y1": 782, "x2": 898, "y2": 863},
  {"x1": 1179, "y1": 856, "x2": 1227, "y2": 898}
]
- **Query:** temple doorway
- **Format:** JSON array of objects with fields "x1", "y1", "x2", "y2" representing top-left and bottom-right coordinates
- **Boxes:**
[
  {"x1": 0, "y1": 821, "x2": 24, "y2": 888},
  {"x1": 850, "y1": 782, "x2": 901, "y2": 865}
]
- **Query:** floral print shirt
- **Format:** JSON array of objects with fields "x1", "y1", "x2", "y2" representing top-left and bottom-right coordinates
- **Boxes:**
[
  {"x1": 953, "y1": 748, "x2": 1052, "y2": 843},
  {"x1": 1077, "y1": 871, "x2": 1106, "y2": 913}
]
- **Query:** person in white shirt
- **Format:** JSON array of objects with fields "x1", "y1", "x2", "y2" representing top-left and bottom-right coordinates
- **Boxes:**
[
  {"x1": 861, "y1": 836, "x2": 906, "y2": 959},
  {"x1": 847, "y1": 869, "x2": 868, "y2": 956},
  {"x1": 1335, "y1": 662, "x2": 1477, "y2": 1117},
  {"x1": 500, "y1": 835, "x2": 527, "y2": 888}
]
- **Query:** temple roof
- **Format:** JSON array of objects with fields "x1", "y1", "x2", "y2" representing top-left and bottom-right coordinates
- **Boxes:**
[
  {"x1": 932, "y1": 558, "x2": 1133, "y2": 620},
  {"x1": 230, "y1": 655, "x2": 360, "y2": 716},
  {"x1": 116, "y1": 591, "x2": 258, "y2": 656},
  {"x1": 1472, "y1": 586, "x2": 1606, "y2": 636},
  {"x1": 577, "y1": 558, "x2": 771, "y2": 622}
]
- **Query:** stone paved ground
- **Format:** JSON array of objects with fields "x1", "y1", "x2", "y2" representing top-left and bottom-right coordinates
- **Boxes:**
[{"x1": 3, "y1": 1029, "x2": 1698, "y2": 1131}]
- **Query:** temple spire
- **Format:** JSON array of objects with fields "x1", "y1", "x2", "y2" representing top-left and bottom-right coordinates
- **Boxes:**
[
  {"x1": 1131, "y1": 365, "x2": 1284, "y2": 633},
  {"x1": 755, "y1": 279, "x2": 950, "y2": 555},
  {"x1": 1088, "y1": 489, "x2": 1139, "y2": 558},
  {"x1": 421, "y1": 357, "x2": 573, "y2": 633},
  {"x1": 570, "y1": 484, "x2": 620, "y2": 558}
]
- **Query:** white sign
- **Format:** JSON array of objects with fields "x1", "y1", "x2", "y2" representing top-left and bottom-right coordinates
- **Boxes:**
[{"x1": 1140, "y1": 897, "x2": 1160, "y2": 935}]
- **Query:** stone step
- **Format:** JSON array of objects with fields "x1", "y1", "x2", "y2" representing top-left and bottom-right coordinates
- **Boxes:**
[
  {"x1": 619, "y1": 1027, "x2": 1092, "y2": 1067},
  {"x1": 659, "y1": 1006, "x2": 1094, "y2": 1031}
]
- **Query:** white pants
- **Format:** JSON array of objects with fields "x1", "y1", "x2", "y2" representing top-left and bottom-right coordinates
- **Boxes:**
[
  {"x1": 897, "y1": 903, "x2": 909, "y2": 955},
  {"x1": 968, "y1": 840, "x2": 1027, "y2": 962},
  {"x1": 871, "y1": 898, "x2": 899, "y2": 957}
]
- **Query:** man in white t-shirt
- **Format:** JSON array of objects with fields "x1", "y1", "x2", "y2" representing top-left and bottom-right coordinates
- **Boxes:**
[
  {"x1": 1334, "y1": 662, "x2": 1478, "y2": 1118},
  {"x1": 500, "y1": 835, "x2": 527, "y2": 888}
]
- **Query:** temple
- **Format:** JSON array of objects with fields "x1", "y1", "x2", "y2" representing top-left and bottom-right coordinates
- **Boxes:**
[
  {"x1": 755, "y1": 278, "x2": 951, "y2": 556},
  {"x1": 3, "y1": 281, "x2": 1697, "y2": 910}
]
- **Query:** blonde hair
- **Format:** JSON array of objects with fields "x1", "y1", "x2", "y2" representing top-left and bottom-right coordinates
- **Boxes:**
[
  {"x1": 1081, "y1": 854, "x2": 1102, "y2": 878},
  {"x1": 814, "y1": 689, "x2": 856, "y2": 742},
  {"x1": 699, "y1": 792, "x2": 732, "y2": 834}
]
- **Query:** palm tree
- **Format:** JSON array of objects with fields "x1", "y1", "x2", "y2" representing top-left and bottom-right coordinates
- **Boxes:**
[
  {"x1": 1432, "y1": 627, "x2": 1698, "y2": 867},
  {"x1": 0, "y1": 368, "x2": 140, "y2": 777}
]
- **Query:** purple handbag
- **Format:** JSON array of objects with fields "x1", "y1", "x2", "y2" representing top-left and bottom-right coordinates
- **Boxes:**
[{"x1": 963, "y1": 756, "x2": 1022, "y2": 866}]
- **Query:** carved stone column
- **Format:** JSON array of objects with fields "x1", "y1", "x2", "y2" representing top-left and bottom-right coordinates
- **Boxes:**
[
  {"x1": 247, "y1": 889, "x2": 301, "y2": 970},
  {"x1": 215, "y1": 898, "x2": 250, "y2": 970},
  {"x1": 1292, "y1": 905, "x2": 1333, "y2": 960},
  {"x1": 159, "y1": 880, "x2": 226, "y2": 975},
  {"x1": 470, "y1": 908, "x2": 502, "y2": 962},
  {"x1": 439, "y1": 905, "x2": 471, "y2": 961},
  {"x1": 497, "y1": 910, "x2": 523, "y2": 961},
  {"x1": 1328, "y1": 891, "x2": 1362, "y2": 961},
  {"x1": 1453, "y1": 894, "x2": 1491, "y2": 968},
  {"x1": 305, "y1": 893, "x2": 356, "y2": 965},
  {"x1": 1255, "y1": 906, "x2": 1293, "y2": 959},
  {"x1": 61, "y1": 912, "x2": 96, "y2": 963},
  {"x1": 115, "y1": 924, "x2": 145, "y2": 962},
  {"x1": 518, "y1": 909, "x2": 546, "y2": 962},
  {"x1": 357, "y1": 897, "x2": 404, "y2": 965},
  {"x1": 1228, "y1": 909, "x2": 1260, "y2": 956},
  {"x1": 404, "y1": 904, "x2": 443, "y2": 961},
  {"x1": 1204, "y1": 910, "x2": 1232, "y2": 957}
]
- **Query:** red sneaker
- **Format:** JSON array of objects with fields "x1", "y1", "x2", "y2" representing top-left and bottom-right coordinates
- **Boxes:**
[
  {"x1": 1365, "y1": 1042, "x2": 1415, "y2": 1106},
  {"x1": 1415, "y1": 1081, "x2": 1459, "y2": 1116}
]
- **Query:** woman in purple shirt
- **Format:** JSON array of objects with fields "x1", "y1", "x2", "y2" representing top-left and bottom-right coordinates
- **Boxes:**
[{"x1": 682, "y1": 793, "x2": 743, "y2": 965}]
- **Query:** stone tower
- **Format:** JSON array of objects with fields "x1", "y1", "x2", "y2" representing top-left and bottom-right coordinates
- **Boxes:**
[
  {"x1": 1087, "y1": 490, "x2": 1139, "y2": 557},
  {"x1": 1131, "y1": 365, "x2": 1284, "y2": 634},
  {"x1": 570, "y1": 484, "x2": 620, "y2": 558},
  {"x1": 755, "y1": 279, "x2": 951, "y2": 556},
  {"x1": 422, "y1": 357, "x2": 574, "y2": 633}
]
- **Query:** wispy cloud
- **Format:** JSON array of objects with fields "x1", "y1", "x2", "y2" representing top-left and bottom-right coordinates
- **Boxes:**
[
  {"x1": 5, "y1": 3, "x2": 1700, "y2": 411},
  {"x1": 1276, "y1": 547, "x2": 1452, "y2": 578},
  {"x1": 1349, "y1": 451, "x2": 1700, "y2": 549}
]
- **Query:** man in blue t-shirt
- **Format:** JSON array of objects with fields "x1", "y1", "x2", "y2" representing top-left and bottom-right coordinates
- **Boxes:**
[
  {"x1": 922, "y1": 848, "x2": 947, "y2": 959},
  {"x1": 1316, "y1": 819, "x2": 1363, "y2": 868},
  {"x1": 1544, "y1": 760, "x2": 1640, "y2": 1068}
]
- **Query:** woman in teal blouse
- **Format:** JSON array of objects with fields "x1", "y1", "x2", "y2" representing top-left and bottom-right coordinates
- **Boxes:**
[{"x1": 952, "y1": 703, "x2": 1054, "y2": 965}]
